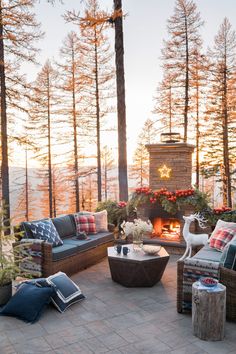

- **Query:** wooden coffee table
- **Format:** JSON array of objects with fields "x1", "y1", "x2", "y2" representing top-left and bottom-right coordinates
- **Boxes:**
[{"x1": 107, "y1": 245, "x2": 169, "y2": 287}]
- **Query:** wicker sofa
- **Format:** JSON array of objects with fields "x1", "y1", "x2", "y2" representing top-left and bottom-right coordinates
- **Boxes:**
[
  {"x1": 177, "y1": 244, "x2": 236, "y2": 321},
  {"x1": 14, "y1": 214, "x2": 114, "y2": 277}
]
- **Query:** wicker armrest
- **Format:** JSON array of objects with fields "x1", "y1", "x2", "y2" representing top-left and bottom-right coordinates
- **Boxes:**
[
  {"x1": 108, "y1": 223, "x2": 115, "y2": 232},
  {"x1": 219, "y1": 265, "x2": 236, "y2": 321},
  {"x1": 177, "y1": 260, "x2": 185, "y2": 313}
]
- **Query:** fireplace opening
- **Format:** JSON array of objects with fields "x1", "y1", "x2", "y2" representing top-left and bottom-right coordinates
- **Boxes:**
[{"x1": 150, "y1": 217, "x2": 181, "y2": 241}]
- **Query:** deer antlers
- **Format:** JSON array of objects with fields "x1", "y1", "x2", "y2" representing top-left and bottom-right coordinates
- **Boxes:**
[{"x1": 192, "y1": 213, "x2": 208, "y2": 229}]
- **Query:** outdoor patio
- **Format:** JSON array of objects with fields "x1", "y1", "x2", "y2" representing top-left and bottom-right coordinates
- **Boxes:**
[{"x1": 0, "y1": 255, "x2": 235, "y2": 354}]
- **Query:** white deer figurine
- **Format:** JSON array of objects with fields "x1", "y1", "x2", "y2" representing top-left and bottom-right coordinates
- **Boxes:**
[{"x1": 179, "y1": 213, "x2": 209, "y2": 261}]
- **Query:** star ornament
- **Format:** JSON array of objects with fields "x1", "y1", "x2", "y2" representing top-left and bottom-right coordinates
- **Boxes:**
[{"x1": 158, "y1": 164, "x2": 172, "y2": 179}]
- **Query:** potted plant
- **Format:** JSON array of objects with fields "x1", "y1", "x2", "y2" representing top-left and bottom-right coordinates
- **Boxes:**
[{"x1": 0, "y1": 208, "x2": 22, "y2": 305}]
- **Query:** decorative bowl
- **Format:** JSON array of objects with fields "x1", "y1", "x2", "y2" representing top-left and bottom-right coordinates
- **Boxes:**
[
  {"x1": 200, "y1": 277, "x2": 218, "y2": 288},
  {"x1": 142, "y1": 245, "x2": 161, "y2": 255}
]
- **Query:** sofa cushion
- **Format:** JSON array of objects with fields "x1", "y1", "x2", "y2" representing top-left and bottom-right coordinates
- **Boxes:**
[
  {"x1": 193, "y1": 244, "x2": 222, "y2": 263},
  {"x1": 46, "y1": 272, "x2": 85, "y2": 313},
  {"x1": 74, "y1": 215, "x2": 97, "y2": 235},
  {"x1": 209, "y1": 219, "x2": 236, "y2": 242},
  {"x1": 52, "y1": 232, "x2": 113, "y2": 261},
  {"x1": 0, "y1": 282, "x2": 54, "y2": 323},
  {"x1": 52, "y1": 243, "x2": 78, "y2": 261},
  {"x1": 220, "y1": 244, "x2": 236, "y2": 270},
  {"x1": 21, "y1": 219, "x2": 49, "y2": 239},
  {"x1": 52, "y1": 215, "x2": 76, "y2": 239},
  {"x1": 26, "y1": 220, "x2": 63, "y2": 247},
  {"x1": 209, "y1": 227, "x2": 236, "y2": 251}
]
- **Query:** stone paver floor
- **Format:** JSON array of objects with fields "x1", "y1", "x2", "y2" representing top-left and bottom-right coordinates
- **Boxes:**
[{"x1": 0, "y1": 255, "x2": 236, "y2": 354}]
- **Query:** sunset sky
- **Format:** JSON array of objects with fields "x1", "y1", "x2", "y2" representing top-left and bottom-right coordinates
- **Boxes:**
[{"x1": 28, "y1": 0, "x2": 236, "y2": 163}]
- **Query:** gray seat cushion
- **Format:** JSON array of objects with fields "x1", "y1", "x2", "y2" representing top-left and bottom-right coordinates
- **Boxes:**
[
  {"x1": 192, "y1": 244, "x2": 222, "y2": 263},
  {"x1": 52, "y1": 243, "x2": 78, "y2": 261},
  {"x1": 52, "y1": 232, "x2": 113, "y2": 261}
]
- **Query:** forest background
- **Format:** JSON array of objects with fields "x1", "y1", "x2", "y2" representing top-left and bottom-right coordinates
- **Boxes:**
[{"x1": 1, "y1": 0, "x2": 236, "y2": 223}]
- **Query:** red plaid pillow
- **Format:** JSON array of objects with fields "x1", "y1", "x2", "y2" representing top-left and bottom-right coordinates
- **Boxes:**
[
  {"x1": 209, "y1": 227, "x2": 236, "y2": 251},
  {"x1": 74, "y1": 215, "x2": 97, "y2": 235}
]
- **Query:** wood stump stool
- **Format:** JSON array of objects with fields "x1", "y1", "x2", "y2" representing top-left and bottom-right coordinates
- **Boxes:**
[{"x1": 192, "y1": 281, "x2": 226, "y2": 341}]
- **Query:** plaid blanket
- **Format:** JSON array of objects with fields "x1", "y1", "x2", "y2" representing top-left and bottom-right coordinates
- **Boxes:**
[
  {"x1": 14, "y1": 239, "x2": 44, "y2": 278},
  {"x1": 182, "y1": 258, "x2": 220, "y2": 312}
]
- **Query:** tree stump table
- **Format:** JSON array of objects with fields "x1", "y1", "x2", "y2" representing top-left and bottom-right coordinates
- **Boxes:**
[{"x1": 192, "y1": 281, "x2": 226, "y2": 341}]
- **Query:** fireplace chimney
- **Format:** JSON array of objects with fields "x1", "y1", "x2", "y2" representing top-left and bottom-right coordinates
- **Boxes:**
[{"x1": 146, "y1": 142, "x2": 195, "y2": 191}]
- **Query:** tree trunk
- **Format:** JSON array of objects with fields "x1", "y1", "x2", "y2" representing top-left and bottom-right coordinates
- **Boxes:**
[
  {"x1": 72, "y1": 47, "x2": 80, "y2": 212},
  {"x1": 0, "y1": 2, "x2": 10, "y2": 224},
  {"x1": 47, "y1": 75, "x2": 53, "y2": 218},
  {"x1": 196, "y1": 78, "x2": 200, "y2": 189},
  {"x1": 94, "y1": 28, "x2": 102, "y2": 202},
  {"x1": 184, "y1": 16, "x2": 189, "y2": 143},
  {"x1": 25, "y1": 147, "x2": 29, "y2": 221},
  {"x1": 222, "y1": 63, "x2": 232, "y2": 207},
  {"x1": 114, "y1": 0, "x2": 128, "y2": 201},
  {"x1": 52, "y1": 170, "x2": 56, "y2": 217}
]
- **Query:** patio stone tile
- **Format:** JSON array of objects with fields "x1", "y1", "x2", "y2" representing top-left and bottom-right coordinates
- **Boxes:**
[
  {"x1": 54, "y1": 342, "x2": 93, "y2": 354},
  {"x1": 96, "y1": 332, "x2": 128, "y2": 350},
  {"x1": 44, "y1": 333, "x2": 66, "y2": 349},
  {"x1": 192, "y1": 337, "x2": 236, "y2": 354},
  {"x1": 83, "y1": 336, "x2": 110, "y2": 353},
  {"x1": 4, "y1": 329, "x2": 25, "y2": 344},
  {"x1": 0, "y1": 344, "x2": 17, "y2": 354},
  {"x1": 0, "y1": 317, "x2": 22, "y2": 331},
  {"x1": 0, "y1": 332, "x2": 12, "y2": 347},
  {"x1": 57, "y1": 326, "x2": 94, "y2": 344},
  {"x1": 12, "y1": 337, "x2": 52, "y2": 353},
  {"x1": 115, "y1": 328, "x2": 140, "y2": 343},
  {"x1": 38, "y1": 315, "x2": 74, "y2": 334},
  {"x1": 84, "y1": 320, "x2": 114, "y2": 336},
  {"x1": 128, "y1": 321, "x2": 163, "y2": 340},
  {"x1": 157, "y1": 330, "x2": 196, "y2": 349},
  {"x1": 169, "y1": 343, "x2": 209, "y2": 354},
  {"x1": 118, "y1": 338, "x2": 171, "y2": 354}
]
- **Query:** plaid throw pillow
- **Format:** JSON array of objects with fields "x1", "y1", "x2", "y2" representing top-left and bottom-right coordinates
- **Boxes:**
[
  {"x1": 210, "y1": 227, "x2": 236, "y2": 251},
  {"x1": 74, "y1": 215, "x2": 97, "y2": 235}
]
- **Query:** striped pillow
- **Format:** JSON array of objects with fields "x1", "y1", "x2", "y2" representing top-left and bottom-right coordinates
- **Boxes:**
[
  {"x1": 209, "y1": 227, "x2": 236, "y2": 251},
  {"x1": 74, "y1": 215, "x2": 97, "y2": 235}
]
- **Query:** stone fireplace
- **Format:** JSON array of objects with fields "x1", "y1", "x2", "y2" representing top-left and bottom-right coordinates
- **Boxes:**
[{"x1": 139, "y1": 142, "x2": 196, "y2": 249}]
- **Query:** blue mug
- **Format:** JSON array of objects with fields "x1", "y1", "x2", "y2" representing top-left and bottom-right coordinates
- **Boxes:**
[
  {"x1": 114, "y1": 244, "x2": 122, "y2": 254},
  {"x1": 123, "y1": 246, "x2": 130, "y2": 256}
]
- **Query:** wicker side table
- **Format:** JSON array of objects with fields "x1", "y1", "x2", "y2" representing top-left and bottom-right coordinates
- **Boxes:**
[{"x1": 192, "y1": 281, "x2": 226, "y2": 341}]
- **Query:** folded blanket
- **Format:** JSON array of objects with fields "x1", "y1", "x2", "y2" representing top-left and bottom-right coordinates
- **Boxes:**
[{"x1": 182, "y1": 258, "x2": 220, "y2": 312}]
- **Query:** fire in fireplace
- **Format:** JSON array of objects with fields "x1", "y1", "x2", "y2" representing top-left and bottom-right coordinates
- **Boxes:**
[{"x1": 151, "y1": 217, "x2": 181, "y2": 241}]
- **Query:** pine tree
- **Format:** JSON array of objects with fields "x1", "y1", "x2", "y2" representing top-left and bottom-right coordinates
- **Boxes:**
[
  {"x1": 28, "y1": 60, "x2": 59, "y2": 218},
  {"x1": 201, "y1": 18, "x2": 236, "y2": 207},
  {"x1": 162, "y1": 0, "x2": 203, "y2": 142},
  {"x1": 78, "y1": 0, "x2": 115, "y2": 203},
  {"x1": 153, "y1": 72, "x2": 180, "y2": 134},
  {"x1": 57, "y1": 31, "x2": 86, "y2": 212},
  {"x1": 65, "y1": 0, "x2": 128, "y2": 202},
  {"x1": 130, "y1": 119, "x2": 158, "y2": 187},
  {"x1": 0, "y1": 0, "x2": 42, "y2": 223},
  {"x1": 101, "y1": 146, "x2": 116, "y2": 200}
]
